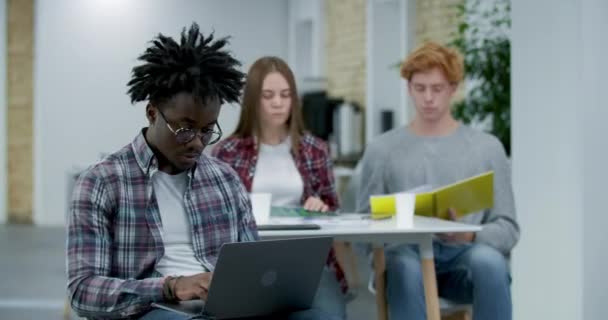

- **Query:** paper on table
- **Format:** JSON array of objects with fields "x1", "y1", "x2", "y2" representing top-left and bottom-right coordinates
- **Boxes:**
[{"x1": 268, "y1": 214, "x2": 372, "y2": 229}]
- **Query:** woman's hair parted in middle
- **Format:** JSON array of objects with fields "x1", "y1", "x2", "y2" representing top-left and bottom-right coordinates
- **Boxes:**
[{"x1": 232, "y1": 56, "x2": 306, "y2": 152}]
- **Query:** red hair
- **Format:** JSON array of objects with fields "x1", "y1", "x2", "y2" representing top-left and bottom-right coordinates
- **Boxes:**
[{"x1": 400, "y1": 42, "x2": 464, "y2": 84}]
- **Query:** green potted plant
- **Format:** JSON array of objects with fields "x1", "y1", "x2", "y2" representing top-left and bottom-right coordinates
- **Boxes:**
[{"x1": 450, "y1": 0, "x2": 512, "y2": 154}]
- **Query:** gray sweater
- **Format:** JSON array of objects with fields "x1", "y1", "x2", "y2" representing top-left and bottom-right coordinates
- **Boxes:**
[{"x1": 356, "y1": 125, "x2": 519, "y2": 257}]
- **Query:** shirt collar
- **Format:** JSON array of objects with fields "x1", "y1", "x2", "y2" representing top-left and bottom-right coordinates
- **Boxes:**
[{"x1": 131, "y1": 129, "x2": 157, "y2": 176}]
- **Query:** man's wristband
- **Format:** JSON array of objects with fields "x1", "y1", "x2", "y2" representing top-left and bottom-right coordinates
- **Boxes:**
[{"x1": 162, "y1": 276, "x2": 177, "y2": 301}]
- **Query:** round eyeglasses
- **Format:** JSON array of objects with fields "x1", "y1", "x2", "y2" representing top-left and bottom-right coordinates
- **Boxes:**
[{"x1": 157, "y1": 109, "x2": 222, "y2": 145}]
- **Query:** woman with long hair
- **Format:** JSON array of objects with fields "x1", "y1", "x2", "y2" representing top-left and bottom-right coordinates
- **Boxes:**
[{"x1": 213, "y1": 56, "x2": 347, "y2": 319}]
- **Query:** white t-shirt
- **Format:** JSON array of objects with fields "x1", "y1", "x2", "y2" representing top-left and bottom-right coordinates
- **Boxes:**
[
  {"x1": 153, "y1": 170, "x2": 207, "y2": 277},
  {"x1": 251, "y1": 138, "x2": 304, "y2": 207}
]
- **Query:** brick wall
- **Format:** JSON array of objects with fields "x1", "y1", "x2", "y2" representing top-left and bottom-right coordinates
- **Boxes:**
[
  {"x1": 415, "y1": 0, "x2": 463, "y2": 46},
  {"x1": 324, "y1": 0, "x2": 463, "y2": 107},
  {"x1": 325, "y1": 0, "x2": 367, "y2": 108},
  {"x1": 7, "y1": 0, "x2": 34, "y2": 223},
  {"x1": 414, "y1": 0, "x2": 465, "y2": 102}
]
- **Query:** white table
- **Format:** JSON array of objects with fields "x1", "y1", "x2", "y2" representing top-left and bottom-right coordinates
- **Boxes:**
[{"x1": 259, "y1": 215, "x2": 481, "y2": 320}]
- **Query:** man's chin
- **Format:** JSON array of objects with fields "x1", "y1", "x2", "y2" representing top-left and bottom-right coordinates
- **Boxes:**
[{"x1": 169, "y1": 158, "x2": 196, "y2": 173}]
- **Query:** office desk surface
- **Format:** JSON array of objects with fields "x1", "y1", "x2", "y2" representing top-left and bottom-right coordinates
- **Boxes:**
[{"x1": 259, "y1": 215, "x2": 481, "y2": 241}]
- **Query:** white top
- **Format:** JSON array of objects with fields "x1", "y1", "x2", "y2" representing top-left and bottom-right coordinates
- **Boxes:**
[
  {"x1": 153, "y1": 171, "x2": 207, "y2": 276},
  {"x1": 251, "y1": 138, "x2": 304, "y2": 207}
]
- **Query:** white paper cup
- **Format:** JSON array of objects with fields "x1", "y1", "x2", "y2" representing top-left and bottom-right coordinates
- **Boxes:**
[
  {"x1": 249, "y1": 193, "x2": 272, "y2": 224},
  {"x1": 395, "y1": 192, "x2": 415, "y2": 228}
]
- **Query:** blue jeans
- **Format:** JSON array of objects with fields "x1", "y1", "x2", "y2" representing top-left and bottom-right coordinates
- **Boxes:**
[
  {"x1": 140, "y1": 267, "x2": 345, "y2": 320},
  {"x1": 384, "y1": 241, "x2": 512, "y2": 320}
]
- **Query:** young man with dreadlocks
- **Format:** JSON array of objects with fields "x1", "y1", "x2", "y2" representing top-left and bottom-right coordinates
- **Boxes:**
[{"x1": 66, "y1": 23, "x2": 330, "y2": 320}]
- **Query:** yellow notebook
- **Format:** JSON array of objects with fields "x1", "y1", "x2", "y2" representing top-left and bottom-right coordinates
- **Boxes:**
[{"x1": 370, "y1": 171, "x2": 494, "y2": 220}]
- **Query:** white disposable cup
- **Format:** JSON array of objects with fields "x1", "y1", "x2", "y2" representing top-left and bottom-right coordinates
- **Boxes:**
[
  {"x1": 395, "y1": 192, "x2": 415, "y2": 228},
  {"x1": 249, "y1": 193, "x2": 272, "y2": 224}
]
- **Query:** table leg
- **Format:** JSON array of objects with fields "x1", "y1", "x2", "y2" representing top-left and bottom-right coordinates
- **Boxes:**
[
  {"x1": 420, "y1": 236, "x2": 440, "y2": 320},
  {"x1": 372, "y1": 246, "x2": 388, "y2": 320}
]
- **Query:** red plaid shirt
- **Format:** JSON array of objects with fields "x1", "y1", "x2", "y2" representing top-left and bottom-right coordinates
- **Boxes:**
[{"x1": 212, "y1": 133, "x2": 348, "y2": 293}]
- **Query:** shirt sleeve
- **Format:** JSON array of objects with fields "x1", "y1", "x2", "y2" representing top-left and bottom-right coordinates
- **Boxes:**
[
  {"x1": 356, "y1": 144, "x2": 386, "y2": 213},
  {"x1": 474, "y1": 138, "x2": 520, "y2": 255},
  {"x1": 315, "y1": 142, "x2": 340, "y2": 211},
  {"x1": 67, "y1": 170, "x2": 165, "y2": 319},
  {"x1": 233, "y1": 174, "x2": 259, "y2": 242}
]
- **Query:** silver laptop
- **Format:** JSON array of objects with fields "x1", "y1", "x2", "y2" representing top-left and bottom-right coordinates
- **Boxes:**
[{"x1": 152, "y1": 237, "x2": 332, "y2": 319}]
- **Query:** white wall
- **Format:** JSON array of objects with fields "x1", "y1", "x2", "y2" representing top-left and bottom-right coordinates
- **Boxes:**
[
  {"x1": 512, "y1": 0, "x2": 608, "y2": 319},
  {"x1": 581, "y1": 1, "x2": 608, "y2": 318},
  {"x1": 0, "y1": 0, "x2": 6, "y2": 224},
  {"x1": 287, "y1": 0, "x2": 326, "y2": 92},
  {"x1": 368, "y1": 0, "x2": 402, "y2": 137},
  {"x1": 33, "y1": 0, "x2": 288, "y2": 226},
  {"x1": 365, "y1": 0, "x2": 415, "y2": 143}
]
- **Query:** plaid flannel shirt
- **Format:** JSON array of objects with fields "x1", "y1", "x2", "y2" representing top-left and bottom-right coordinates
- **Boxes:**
[
  {"x1": 211, "y1": 133, "x2": 338, "y2": 209},
  {"x1": 211, "y1": 133, "x2": 348, "y2": 294},
  {"x1": 67, "y1": 131, "x2": 258, "y2": 319}
]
